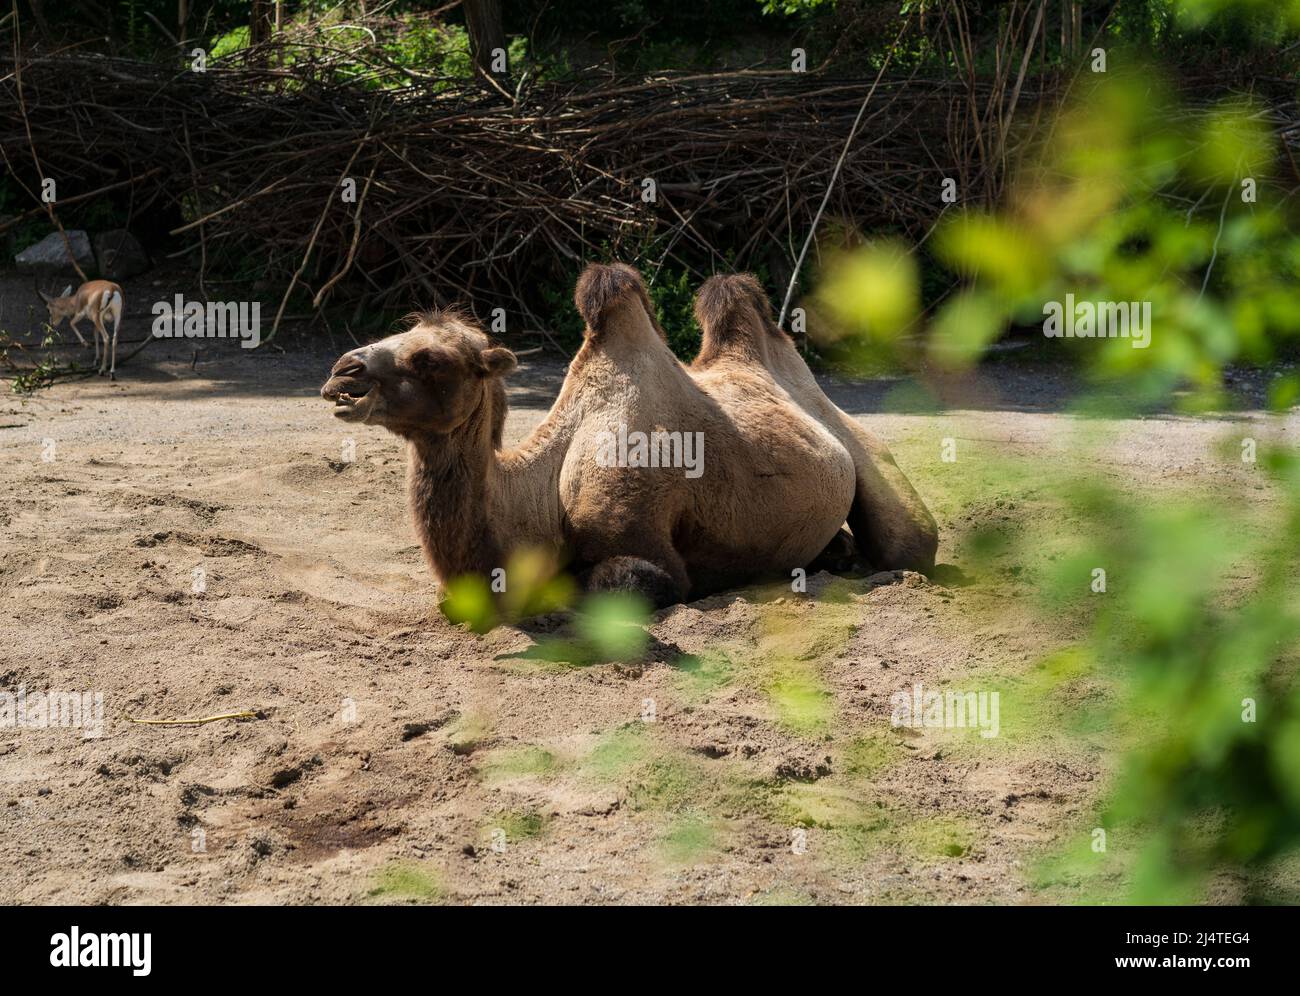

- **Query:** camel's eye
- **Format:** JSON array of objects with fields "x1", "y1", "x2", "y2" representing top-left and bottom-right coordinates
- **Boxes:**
[{"x1": 409, "y1": 349, "x2": 450, "y2": 380}]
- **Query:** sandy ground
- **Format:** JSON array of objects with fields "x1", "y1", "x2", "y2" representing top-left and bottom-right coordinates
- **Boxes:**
[{"x1": 1, "y1": 277, "x2": 1295, "y2": 905}]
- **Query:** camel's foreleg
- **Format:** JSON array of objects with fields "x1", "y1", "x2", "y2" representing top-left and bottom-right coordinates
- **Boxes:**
[{"x1": 585, "y1": 555, "x2": 685, "y2": 609}]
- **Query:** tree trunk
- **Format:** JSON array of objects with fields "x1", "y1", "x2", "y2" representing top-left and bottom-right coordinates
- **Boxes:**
[
  {"x1": 250, "y1": 0, "x2": 272, "y2": 46},
  {"x1": 178, "y1": 0, "x2": 190, "y2": 44},
  {"x1": 464, "y1": 0, "x2": 507, "y2": 74}
]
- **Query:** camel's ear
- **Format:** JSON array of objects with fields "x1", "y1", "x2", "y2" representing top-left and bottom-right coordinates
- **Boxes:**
[{"x1": 479, "y1": 346, "x2": 517, "y2": 378}]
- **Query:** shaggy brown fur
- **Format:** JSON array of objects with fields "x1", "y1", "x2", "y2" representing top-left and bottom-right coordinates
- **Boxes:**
[
  {"x1": 320, "y1": 264, "x2": 936, "y2": 611},
  {"x1": 573, "y1": 263, "x2": 668, "y2": 343}
]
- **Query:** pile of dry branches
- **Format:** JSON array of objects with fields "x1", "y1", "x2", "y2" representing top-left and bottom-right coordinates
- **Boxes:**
[
  {"x1": 0, "y1": 41, "x2": 1009, "y2": 334},
  {"x1": 5, "y1": 0, "x2": 1300, "y2": 346}
]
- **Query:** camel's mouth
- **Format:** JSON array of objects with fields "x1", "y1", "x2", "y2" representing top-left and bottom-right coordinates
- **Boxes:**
[{"x1": 321, "y1": 377, "x2": 376, "y2": 422}]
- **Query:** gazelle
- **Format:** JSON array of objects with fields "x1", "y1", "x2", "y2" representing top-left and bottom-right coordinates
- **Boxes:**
[{"x1": 38, "y1": 280, "x2": 125, "y2": 379}]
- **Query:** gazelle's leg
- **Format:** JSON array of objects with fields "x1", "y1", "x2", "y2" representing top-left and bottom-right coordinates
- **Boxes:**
[
  {"x1": 108, "y1": 308, "x2": 120, "y2": 380},
  {"x1": 93, "y1": 315, "x2": 108, "y2": 375},
  {"x1": 69, "y1": 318, "x2": 90, "y2": 351}
]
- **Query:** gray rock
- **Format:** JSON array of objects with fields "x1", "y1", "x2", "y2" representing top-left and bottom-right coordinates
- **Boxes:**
[
  {"x1": 14, "y1": 230, "x2": 94, "y2": 273},
  {"x1": 93, "y1": 229, "x2": 150, "y2": 279}
]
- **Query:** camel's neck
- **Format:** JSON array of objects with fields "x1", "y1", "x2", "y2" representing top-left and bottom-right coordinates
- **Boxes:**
[
  {"x1": 405, "y1": 383, "x2": 567, "y2": 588},
  {"x1": 406, "y1": 389, "x2": 505, "y2": 584}
]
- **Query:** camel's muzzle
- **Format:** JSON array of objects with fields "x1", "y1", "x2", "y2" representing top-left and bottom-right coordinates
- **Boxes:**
[{"x1": 321, "y1": 374, "x2": 376, "y2": 421}]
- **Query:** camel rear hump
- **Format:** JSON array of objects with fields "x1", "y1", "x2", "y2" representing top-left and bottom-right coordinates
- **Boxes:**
[
  {"x1": 692, "y1": 273, "x2": 791, "y2": 369},
  {"x1": 692, "y1": 271, "x2": 939, "y2": 573}
]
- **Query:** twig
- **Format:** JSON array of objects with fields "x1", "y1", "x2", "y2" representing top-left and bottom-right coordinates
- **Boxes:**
[
  {"x1": 123, "y1": 710, "x2": 259, "y2": 726},
  {"x1": 1198, "y1": 183, "x2": 1233, "y2": 302},
  {"x1": 777, "y1": 13, "x2": 914, "y2": 329},
  {"x1": 265, "y1": 124, "x2": 375, "y2": 343},
  {"x1": 313, "y1": 157, "x2": 378, "y2": 308},
  {"x1": 10, "y1": 2, "x2": 87, "y2": 283}
]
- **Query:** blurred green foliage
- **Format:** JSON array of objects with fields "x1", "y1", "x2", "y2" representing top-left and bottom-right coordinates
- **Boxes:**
[
  {"x1": 816, "y1": 2, "x2": 1300, "y2": 902},
  {"x1": 440, "y1": 545, "x2": 653, "y2": 667},
  {"x1": 824, "y1": 68, "x2": 1300, "y2": 409},
  {"x1": 1063, "y1": 452, "x2": 1300, "y2": 902},
  {"x1": 441, "y1": 546, "x2": 575, "y2": 633}
]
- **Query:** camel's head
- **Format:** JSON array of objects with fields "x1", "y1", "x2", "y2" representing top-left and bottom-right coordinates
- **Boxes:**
[{"x1": 320, "y1": 312, "x2": 517, "y2": 437}]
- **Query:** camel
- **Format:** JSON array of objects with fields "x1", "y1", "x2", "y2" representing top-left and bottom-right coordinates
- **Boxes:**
[{"x1": 319, "y1": 263, "x2": 937, "y2": 610}]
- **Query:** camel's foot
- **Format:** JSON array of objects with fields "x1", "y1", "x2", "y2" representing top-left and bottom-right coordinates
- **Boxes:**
[{"x1": 585, "y1": 556, "x2": 681, "y2": 609}]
